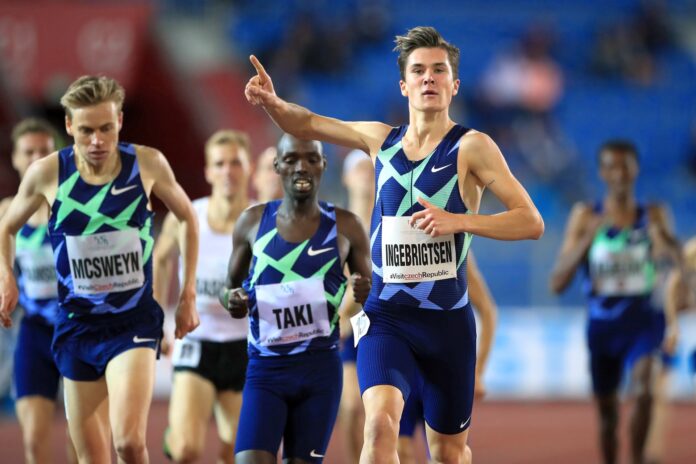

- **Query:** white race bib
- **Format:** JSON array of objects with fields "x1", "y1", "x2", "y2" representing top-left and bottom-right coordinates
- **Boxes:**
[
  {"x1": 381, "y1": 216, "x2": 457, "y2": 283},
  {"x1": 350, "y1": 310, "x2": 370, "y2": 347},
  {"x1": 16, "y1": 244, "x2": 58, "y2": 300},
  {"x1": 191, "y1": 255, "x2": 228, "y2": 315},
  {"x1": 590, "y1": 243, "x2": 653, "y2": 296},
  {"x1": 171, "y1": 339, "x2": 202, "y2": 368},
  {"x1": 66, "y1": 229, "x2": 144, "y2": 295},
  {"x1": 256, "y1": 278, "x2": 330, "y2": 346}
]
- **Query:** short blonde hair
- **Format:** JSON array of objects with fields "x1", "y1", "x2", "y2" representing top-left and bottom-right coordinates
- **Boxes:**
[
  {"x1": 60, "y1": 75, "x2": 125, "y2": 118},
  {"x1": 204, "y1": 129, "x2": 251, "y2": 165},
  {"x1": 11, "y1": 117, "x2": 58, "y2": 150}
]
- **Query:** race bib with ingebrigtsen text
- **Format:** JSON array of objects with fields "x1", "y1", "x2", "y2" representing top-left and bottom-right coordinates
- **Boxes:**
[{"x1": 381, "y1": 216, "x2": 457, "y2": 283}]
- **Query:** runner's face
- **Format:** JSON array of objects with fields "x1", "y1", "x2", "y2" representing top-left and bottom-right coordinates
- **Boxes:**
[
  {"x1": 275, "y1": 141, "x2": 325, "y2": 201},
  {"x1": 12, "y1": 132, "x2": 54, "y2": 178},
  {"x1": 599, "y1": 149, "x2": 638, "y2": 196},
  {"x1": 400, "y1": 47, "x2": 459, "y2": 113},
  {"x1": 205, "y1": 143, "x2": 250, "y2": 199},
  {"x1": 66, "y1": 101, "x2": 122, "y2": 167}
]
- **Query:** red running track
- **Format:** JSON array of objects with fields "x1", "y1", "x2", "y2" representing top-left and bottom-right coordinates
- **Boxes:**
[{"x1": 1, "y1": 400, "x2": 695, "y2": 463}]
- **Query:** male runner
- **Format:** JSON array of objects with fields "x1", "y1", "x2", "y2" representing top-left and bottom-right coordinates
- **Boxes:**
[
  {"x1": 155, "y1": 130, "x2": 251, "y2": 463},
  {"x1": 0, "y1": 75, "x2": 199, "y2": 463},
  {"x1": 550, "y1": 140, "x2": 680, "y2": 464},
  {"x1": 3, "y1": 118, "x2": 76, "y2": 463},
  {"x1": 221, "y1": 134, "x2": 371, "y2": 463},
  {"x1": 245, "y1": 26, "x2": 543, "y2": 463}
]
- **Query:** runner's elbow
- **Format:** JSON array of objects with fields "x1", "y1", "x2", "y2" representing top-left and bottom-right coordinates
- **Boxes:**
[
  {"x1": 0, "y1": 220, "x2": 17, "y2": 238},
  {"x1": 527, "y1": 211, "x2": 544, "y2": 240}
]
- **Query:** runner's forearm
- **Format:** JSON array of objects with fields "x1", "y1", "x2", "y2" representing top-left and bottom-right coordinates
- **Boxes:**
[
  {"x1": 263, "y1": 100, "x2": 315, "y2": 139},
  {"x1": 460, "y1": 208, "x2": 543, "y2": 241},
  {"x1": 178, "y1": 218, "x2": 198, "y2": 297},
  {"x1": 550, "y1": 233, "x2": 595, "y2": 294},
  {"x1": 0, "y1": 228, "x2": 16, "y2": 275}
]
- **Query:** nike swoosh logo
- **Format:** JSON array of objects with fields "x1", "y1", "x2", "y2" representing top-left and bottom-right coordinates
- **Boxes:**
[
  {"x1": 309, "y1": 450, "x2": 324, "y2": 458},
  {"x1": 307, "y1": 246, "x2": 333, "y2": 257},
  {"x1": 111, "y1": 185, "x2": 138, "y2": 196},
  {"x1": 460, "y1": 416, "x2": 471, "y2": 429},
  {"x1": 431, "y1": 163, "x2": 452, "y2": 173},
  {"x1": 133, "y1": 335, "x2": 156, "y2": 343}
]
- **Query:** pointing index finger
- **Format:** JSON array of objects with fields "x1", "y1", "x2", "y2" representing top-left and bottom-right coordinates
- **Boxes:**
[{"x1": 249, "y1": 55, "x2": 270, "y2": 83}]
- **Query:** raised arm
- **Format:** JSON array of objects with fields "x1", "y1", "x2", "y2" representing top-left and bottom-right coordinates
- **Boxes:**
[
  {"x1": 220, "y1": 205, "x2": 262, "y2": 318},
  {"x1": 0, "y1": 156, "x2": 55, "y2": 327},
  {"x1": 549, "y1": 203, "x2": 601, "y2": 294},
  {"x1": 410, "y1": 132, "x2": 544, "y2": 240},
  {"x1": 140, "y1": 147, "x2": 199, "y2": 339},
  {"x1": 245, "y1": 55, "x2": 391, "y2": 157},
  {"x1": 466, "y1": 252, "x2": 497, "y2": 398}
]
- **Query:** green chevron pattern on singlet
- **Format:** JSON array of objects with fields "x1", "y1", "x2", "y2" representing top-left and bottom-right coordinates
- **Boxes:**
[
  {"x1": 593, "y1": 227, "x2": 630, "y2": 252},
  {"x1": 376, "y1": 141, "x2": 473, "y2": 270},
  {"x1": 249, "y1": 228, "x2": 347, "y2": 327},
  {"x1": 16, "y1": 225, "x2": 48, "y2": 250},
  {"x1": 593, "y1": 226, "x2": 656, "y2": 287},
  {"x1": 54, "y1": 170, "x2": 154, "y2": 263}
]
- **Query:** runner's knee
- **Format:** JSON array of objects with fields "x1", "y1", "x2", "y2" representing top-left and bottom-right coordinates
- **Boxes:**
[
  {"x1": 364, "y1": 410, "x2": 399, "y2": 445},
  {"x1": 114, "y1": 436, "x2": 146, "y2": 461},
  {"x1": 173, "y1": 441, "x2": 204, "y2": 463},
  {"x1": 430, "y1": 440, "x2": 468, "y2": 464},
  {"x1": 23, "y1": 434, "x2": 47, "y2": 462}
]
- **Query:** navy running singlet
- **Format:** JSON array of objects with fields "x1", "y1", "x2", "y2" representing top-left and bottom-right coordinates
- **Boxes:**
[
  {"x1": 368, "y1": 124, "x2": 472, "y2": 310},
  {"x1": 582, "y1": 203, "x2": 657, "y2": 320},
  {"x1": 48, "y1": 143, "x2": 156, "y2": 316},
  {"x1": 15, "y1": 223, "x2": 59, "y2": 323},
  {"x1": 243, "y1": 201, "x2": 347, "y2": 357}
]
